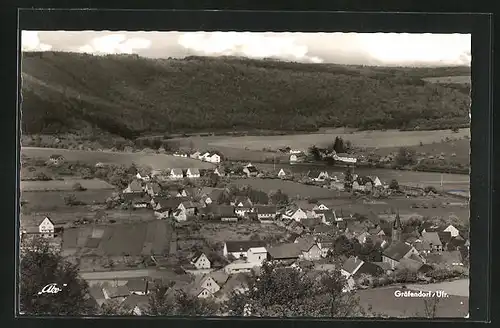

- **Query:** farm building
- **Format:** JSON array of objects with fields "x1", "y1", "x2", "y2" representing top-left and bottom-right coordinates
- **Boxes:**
[
  {"x1": 169, "y1": 169, "x2": 184, "y2": 180},
  {"x1": 186, "y1": 168, "x2": 201, "y2": 178},
  {"x1": 38, "y1": 216, "x2": 55, "y2": 238},
  {"x1": 223, "y1": 240, "x2": 267, "y2": 259}
]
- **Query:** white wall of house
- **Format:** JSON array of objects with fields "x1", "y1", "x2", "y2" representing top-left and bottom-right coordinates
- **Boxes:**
[
  {"x1": 301, "y1": 245, "x2": 322, "y2": 261},
  {"x1": 291, "y1": 209, "x2": 308, "y2": 221},
  {"x1": 247, "y1": 248, "x2": 267, "y2": 263},
  {"x1": 193, "y1": 254, "x2": 211, "y2": 269},
  {"x1": 444, "y1": 225, "x2": 460, "y2": 237},
  {"x1": 201, "y1": 276, "x2": 220, "y2": 294},
  {"x1": 39, "y1": 217, "x2": 54, "y2": 238}
]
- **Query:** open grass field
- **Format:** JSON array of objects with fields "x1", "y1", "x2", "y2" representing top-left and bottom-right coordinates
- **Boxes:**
[
  {"x1": 21, "y1": 147, "x2": 215, "y2": 170},
  {"x1": 372, "y1": 138, "x2": 470, "y2": 166},
  {"x1": 422, "y1": 76, "x2": 471, "y2": 84},
  {"x1": 356, "y1": 284, "x2": 469, "y2": 318},
  {"x1": 21, "y1": 190, "x2": 115, "y2": 209},
  {"x1": 20, "y1": 208, "x2": 156, "y2": 228},
  {"x1": 231, "y1": 178, "x2": 336, "y2": 199},
  {"x1": 406, "y1": 279, "x2": 469, "y2": 297},
  {"x1": 198, "y1": 222, "x2": 288, "y2": 244},
  {"x1": 174, "y1": 128, "x2": 471, "y2": 153},
  {"x1": 20, "y1": 178, "x2": 115, "y2": 191},
  {"x1": 62, "y1": 220, "x2": 172, "y2": 257}
]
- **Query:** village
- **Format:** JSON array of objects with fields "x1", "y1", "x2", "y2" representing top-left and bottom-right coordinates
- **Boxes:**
[{"x1": 20, "y1": 147, "x2": 470, "y2": 316}]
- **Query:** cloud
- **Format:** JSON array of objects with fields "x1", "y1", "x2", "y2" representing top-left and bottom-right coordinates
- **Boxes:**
[
  {"x1": 356, "y1": 33, "x2": 471, "y2": 66},
  {"x1": 78, "y1": 34, "x2": 152, "y2": 55},
  {"x1": 21, "y1": 31, "x2": 52, "y2": 51},
  {"x1": 178, "y1": 32, "x2": 323, "y2": 63}
]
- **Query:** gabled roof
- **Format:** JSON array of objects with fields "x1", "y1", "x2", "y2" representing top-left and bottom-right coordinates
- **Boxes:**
[
  {"x1": 383, "y1": 242, "x2": 413, "y2": 261},
  {"x1": 437, "y1": 231, "x2": 452, "y2": 245},
  {"x1": 180, "y1": 201, "x2": 198, "y2": 209},
  {"x1": 104, "y1": 285, "x2": 130, "y2": 298},
  {"x1": 123, "y1": 193, "x2": 150, "y2": 202},
  {"x1": 267, "y1": 243, "x2": 302, "y2": 259},
  {"x1": 342, "y1": 256, "x2": 364, "y2": 275},
  {"x1": 126, "y1": 278, "x2": 148, "y2": 292},
  {"x1": 225, "y1": 240, "x2": 266, "y2": 253},
  {"x1": 307, "y1": 170, "x2": 324, "y2": 178},
  {"x1": 314, "y1": 225, "x2": 333, "y2": 234},
  {"x1": 413, "y1": 240, "x2": 432, "y2": 251},
  {"x1": 170, "y1": 168, "x2": 184, "y2": 176},
  {"x1": 156, "y1": 197, "x2": 183, "y2": 209},
  {"x1": 187, "y1": 168, "x2": 200, "y2": 175},
  {"x1": 190, "y1": 251, "x2": 208, "y2": 264},
  {"x1": 146, "y1": 182, "x2": 162, "y2": 193},
  {"x1": 255, "y1": 205, "x2": 277, "y2": 214},
  {"x1": 128, "y1": 180, "x2": 143, "y2": 192},
  {"x1": 210, "y1": 270, "x2": 230, "y2": 286},
  {"x1": 422, "y1": 232, "x2": 443, "y2": 246},
  {"x1": 396, "y1": 258, "x2": 426, "y2": 271},
  {"x1": 39, "y1": 216, "x2": 54, "y2": 226},
  {"x1": 244, "y1": 166, "x2": 259, "y2": 173},
  {"x1": 217, "y1": 205, "x2": 238, "y2": 217},
  {"x1": 121, "y1": 294, "x2": 149, "y2": 311}
]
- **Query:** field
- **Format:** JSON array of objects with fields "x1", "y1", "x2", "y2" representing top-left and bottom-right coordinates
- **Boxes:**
[
  {"x1": 20, "y1": 178, "x2": 115, "y2": 191},
  {"x1": 197, "y1": 222, "x2": 288, "y2": 244},
  {"x1": 422, "y1": 76, "x2": 471, "y2": 84},
  {"x1": 356, "y1": 283, "x2": 469, "y2": 318},
  {"x1": 62, "y1": 220, "x2": 172, "y2": 257},
  {"x1": 21, "y1": 190, "x2": 115, "y2": 209},
  {"x1": 372, "y1": 138, "x2": 470, "y2": 166},
  {"x1": 174, "y1": 128, "x2": 471, "y2": 154},
  {"x1": 20, "y1": 208, "x2": 156, "y2": 229},
  {"x1": 231, "y1": 178, "x2": 336, "y2": 199},
  {"x1": 21, "y1": 147, "x2": 215, "y2": 170}
]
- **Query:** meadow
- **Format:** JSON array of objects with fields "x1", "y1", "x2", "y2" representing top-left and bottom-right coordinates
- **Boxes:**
[
  {"x1": 21, "y1": 147, "x2": 215, "y2": 170},
  {"x1": 174, "y1": 128, "x2": 471, "y2": 154},
  {"x1": 20, "y1": 178, "x2": 115, "y2": 191},
  {"x1": 198, "y1": 222, "x2": 288, "y2": 244},
  {"x1": 21, "y1": 190, "x2": 115, "y2": 209}
]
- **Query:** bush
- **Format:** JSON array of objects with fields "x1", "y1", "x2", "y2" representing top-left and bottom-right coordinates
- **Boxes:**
[
  {"x1": 72, "y1": 182, "x2": 86, "y2": 191},
  {"x1": 35, "y1": 172, "x2": 51, "y2": 181},
  {"x1": 389, "y1": 179, "x2": 399, "y2": 190}
]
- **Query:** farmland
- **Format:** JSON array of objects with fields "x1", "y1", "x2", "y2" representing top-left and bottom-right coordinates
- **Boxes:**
[
  {"x1": 20, "y1": 178, "x2": 115, "y2": 192},
  {"x1": 173, "y1": 128, "x2": 471, "y2": 154},
  {"x1": 198, "y1": 222, "x2": 288, "y2": 244},
  {"x1": 21, "y1": 147, "x2": 215, "y2": 170},
  {"x1": 21, "y1": 190, "x2": 115, "y2": 209}
]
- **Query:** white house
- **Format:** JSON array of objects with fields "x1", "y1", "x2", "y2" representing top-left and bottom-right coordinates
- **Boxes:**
[
  {"x1": 277, "y1": 168, "x2": 287, "y2": 178},
  {"x1": 369, "y1": 176, "x2": 382, "y2": 187},
  {"x1": 207, "y1": 154, "x2": 221, "y2": 164},
  {"x1": 172, "y1": 209, "x2": 187, "y2": 222},
  {"x1": 284, "y1": 208, "x2": 308, "y2": 221},
  {"x1": 199, "y1": 152, "x2": 211, "y2": 161},
  {"x1": 223, "y1": 260, "x2": 261, "y2": 275},
  {"x1": 39, "y1": 217, "x2": 55, "y2": 238},
  {"x1": 313, "y1": 203, "x2": 329, "y2": 211},
  {"x1": 443, "y1": 224, "x2": 460, "y2": 238},
  {"x1": 186, "y1": 168, "x2": 201, "y2": 178},
  {"x1": 290, "y1": 149, "x2": 302, "y2": 154},
  {"x1": 191, "y1": 252, "x2": 211, "y2": 270},
  {"x1": 169, "y1": 169, "x2": 184, "y2": 180},
  {"x1": 289, "y1": 154, "x2": 299, "y2": 163},
  {"x1": 135, "y1": 172, "x2": 151, "y2": 182},
  {"x1": 334, "y1": 153, "x2": 357, "y2": 164},
  {"x1": 194, "y1": 275, "x2": 220, "y2": 295},
  {"x1": 223, "y1": 240, "x2": 267, "y2": 259},
  {"x1": 190, "y1": 151, "x2": 201, "y2": 159},
  {"x1": 247, "y1": 247, "x2": 268, "y2": 263}
]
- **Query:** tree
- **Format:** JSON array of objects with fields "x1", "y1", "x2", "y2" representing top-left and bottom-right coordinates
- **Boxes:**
[
  {"x1": 308, "y1": 145, "x2": 321, "y2": 161},
  {"x1": 344, "y1": 168, "x2": 353, "y2": 190},
  {"x1": 333, "y1": 136, "x2": 346, "y2": 153},
  {"x1": 20, "y1": 237, "x2": 96, "y2": 315},
  {"x1": 146, "y1": 287, "x2": 219, "y2": 316},
  {"x1": 269, "y1": 189, "x2": 289, "y2": 207},
  {"x1": 63, "y1": 194, "x2": 78, "y2": 206},
  {"x1": 35, "y1": 172, "x2": 51, "y2": 181},
  {"x1": 72, "y1": 182, "x2": 86, "y2": 191},
  {"x1": 394, "y1": 147, "x2": 417, "y2": 167},
  {"x1": 389, "y1": 179, "x2": 399, "y2": 190},
  {"x1": 224, "y1": 261, "x2": 364, "y2": 317}
]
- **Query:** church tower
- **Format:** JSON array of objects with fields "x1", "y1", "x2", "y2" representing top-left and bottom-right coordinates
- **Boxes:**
[{"x1": 392, "y1": 210, "x2": 402, "y2": 243}]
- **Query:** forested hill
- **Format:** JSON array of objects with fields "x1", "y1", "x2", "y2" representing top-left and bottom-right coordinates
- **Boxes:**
[{"x1": 21, "y1": 52, "x2": 471, "y2": 138}]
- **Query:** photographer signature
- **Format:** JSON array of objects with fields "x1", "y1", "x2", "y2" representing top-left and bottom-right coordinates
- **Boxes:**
[{"x1": 37, "y1": 283, "x2": 67, "y2": 295}]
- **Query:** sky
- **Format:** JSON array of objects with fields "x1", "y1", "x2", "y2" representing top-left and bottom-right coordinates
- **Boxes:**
[{"x1": 21, "y1": 31, "x2": 471, "y2": 67}]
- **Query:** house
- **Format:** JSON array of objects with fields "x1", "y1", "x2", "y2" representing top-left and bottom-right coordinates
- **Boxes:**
[
  {"x1": 233, "y1": 197, "x2": 254, "y2": 217},
  {"x1": 243, "y1": 165, "x2": 259, "y2": 177},
  {"x1": 217, "y1": 206, "x2": 239, "y2": 222},
  {"x1": 38, "y1": 217, "x2": 55, "y2": 238},
  {"x1": 296, "y1": 238, "x2": 322, "y2": 261},
  {"x1": 123, "y1": 193, "x2": 151, "y2": 209},
  {"x1": 213, "y1": 167, "x2": 224, "y2": 176},
  {"x1": 102, "y1": 285, "x2": 130, "y2": 300},
  {"x1": 172, "y1": 208, "x2": 187, "y2": 222},
  {"x1": 169, "y1": 168, "x2": 184, "y2": 180},
  {"x1": 217, "y1": 273, "x2": 249, "y2": 301},
  {"x1": 447, "y1": 236, "x2": 466, "y2": 251},
  {"x1": 316, "y1": 237, "x2": 335, "y2": 257},
  {"x1": 178, "y1": 201, "x2": 198, "y2": 216},
  {"x1": 290, "y1": 154, "x2": 299, "y2": 163},
  {"x1": 313, "y1": 224, "x2": 335, "y2": 236},
  {"x1": 153, "y1": 197, "x2": 184, "y2": 218},
  {"x1": 421, "y1": 231, "x2": 444, "y2": 252},
  {"x1": 135, "y1": 172, "x2": 151, "y2": 182},
  {"x1": 190, "y1": 252, "x2": 211, "y2": 270},
  {"x1": 357, "y1": 231, "x2": 372, "y2": 244},
  {"x1": 121, "y1": 294, "x2": 149, "y2": 315},
  {"x1": 413, "y1": 239, "x2": 432, "y2": 255},
  {"x1": 223, "y1": 259, "x2": 260, "y2": 275},
  {"x1": 223, "y1": 240, "x2": 267, "y2": 259},
  {"x1": 190, "y1": 151, "x2": 201, "y2": 159},
  {"x1": 382, "y1": 242, "x2": 420, "y2": 269},
  {"x1": 247, "y1": 247, "x2": 268, "y2": 263},
  {"x1": 126, "y1": 279, "x2": 149, "y2": 296},
  {"x1": 267, "y1": 243, "x2": 302, "y2": 261},
  {"x1": 207, "y1": 154, "x2": 222, "y2": 164},
  {"x1": 313, "y1": 203, "x2": 329, "y2": 211},
  {"x1": 341, "y1": 256, "x2": 384, "y2": 279},
  {"x1": 186, "y1": 168, "x2": 201, "y2": 178},
  {"x1": 368, "y1": 176, "x2": 382, "y2": 187},
  {"x1": 123, "y1": 180, "x2": 143, "y2": 194},
  {"x1": 426, "y1": 250, "x2": 464, "y2": 267},
  {"x1": 307, "y1": 170, "x2": 329, "y2": 182},
  {"x1": 437, "y1": 231, "x2": 452, "y2": 248},
  {"x1": 48, "y1": 154, "x2": 65, "y2": 165},
  {"x1": 286, "y1": 220, "x2": 305, "y2": 235},
  {"x1": 443, "y1": 224, "x2": 461, "y2": 237},
  {"x1": 255, "y1": 205, "x2": 277, "y2": 220},
  {"x1": 284, "y1": 208, "x2": 308, "y2": 221},
  {"x1": 209, "y1": 270, "x2": 230, "y2": 287},
  {"x1": 192, "y1": 274, "x2": 220, "y2": 295},
  {"x1": 199, "y1": 152, "x2": 211, "y2": 161},
  {"x1": 334, "y1": 153, "x2": 357, "y2": 164},
  {"x1": 277, "y1": 168, "x2": 287, "y2": 178},
  {"x1": 396, "y1": 258, "x2": 433, "y2": 274},
  {"x1": 145, "y1": 182, "x2": 162, "y2": 197}
]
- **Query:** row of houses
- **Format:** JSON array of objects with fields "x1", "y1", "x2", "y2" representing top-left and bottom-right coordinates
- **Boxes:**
[{"x1": 172, "y1": 150, "x2": 222, "y2": 164}]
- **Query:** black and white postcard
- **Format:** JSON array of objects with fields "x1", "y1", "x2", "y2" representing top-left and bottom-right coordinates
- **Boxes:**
[{"x1": 19, "y1": 30, "x2": 471, "y2": 318}]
